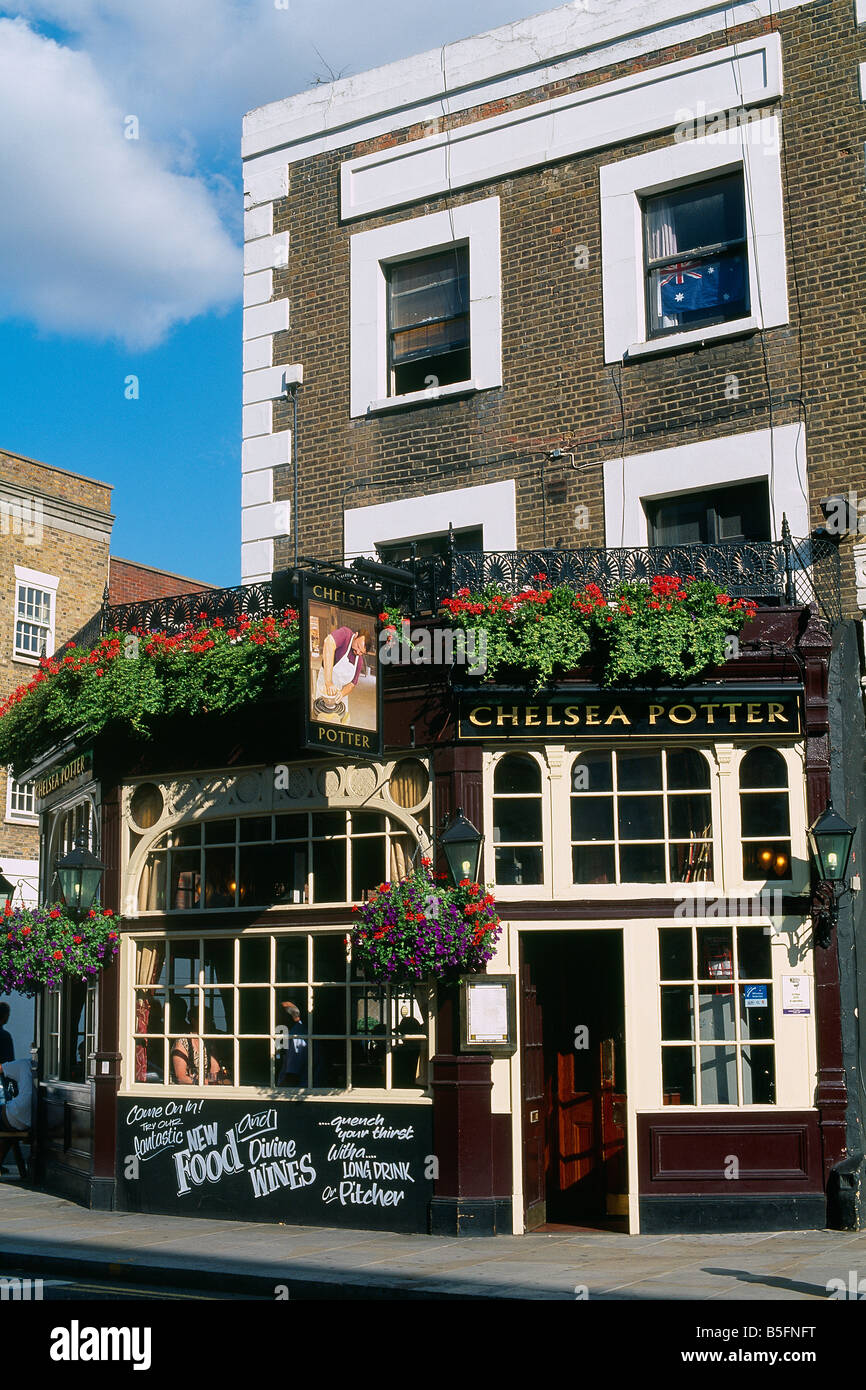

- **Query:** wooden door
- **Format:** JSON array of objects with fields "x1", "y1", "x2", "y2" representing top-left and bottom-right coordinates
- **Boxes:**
[
  {"x1": 520, "y1": 945, "x2": 547, "y2": 1230},
  {"x1": 598, "y1": 1037, "x2": 628, "y2": 1215}
]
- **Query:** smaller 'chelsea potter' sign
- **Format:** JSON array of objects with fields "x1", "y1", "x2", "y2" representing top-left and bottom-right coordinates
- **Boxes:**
[{"x1": 457, "y1": 689, "x2": 801, "y2": 739}]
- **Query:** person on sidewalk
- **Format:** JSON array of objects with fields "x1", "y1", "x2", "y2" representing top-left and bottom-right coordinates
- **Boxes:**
[
  {"x1": 0, "y1": 1059, "x2": 32, "y2": 1132},
  {"x1": 0, "y1": 1004, "x2": 14, "y2": 1065}
]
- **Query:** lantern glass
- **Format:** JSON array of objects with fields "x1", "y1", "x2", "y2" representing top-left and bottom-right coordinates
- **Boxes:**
[
  {"x1": 55, "y1": 838, "x2": 106, "y2": 917},
  {"x1": 806, "y1": 804, "x2": 855, "y2": 884},
  {"x1": 440, "y1": 809, "x2": 483, "y2": 886}
]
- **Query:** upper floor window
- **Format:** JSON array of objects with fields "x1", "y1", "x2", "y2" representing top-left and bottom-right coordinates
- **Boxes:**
[
  {"x1": 570, "y1": 748, "x2": 713, "y2": 886},
  {"x1": 645, "y1": 480, "x2": 771, "y2": 546},
  {"x1": 387, "y1": 246, "x2": 469, "y2": 397},
  {"x1": 492, "y1": 754, "x2": 544, "y2": 886},
  {"x1": 138, "y1": 810, "x2": 422, "y2": 913},
  {"x1": 6, "y1": 770, "x2": 35, "y2": 823},
  {"x1": 14, "y1": 582, "x2": 53, "y2": 659},
  {"x1": 378, "y1": 526, "x2": 483, "y2": 566},
  {"x1": 643, "y1": 173, "x2": 749, "y2": 338},
  {"x1": 739, "y1": 748, "x2": 791, "y2": 880}
]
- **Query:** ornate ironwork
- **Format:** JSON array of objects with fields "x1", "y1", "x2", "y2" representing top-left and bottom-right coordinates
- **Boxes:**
[{"x1": 64, "y1": 530, "x2": 841, "y2": 648}]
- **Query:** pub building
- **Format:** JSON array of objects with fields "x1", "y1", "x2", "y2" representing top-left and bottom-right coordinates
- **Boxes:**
[{"x1": 18, "y1": 553, "x2": 860, "y2": 1238}]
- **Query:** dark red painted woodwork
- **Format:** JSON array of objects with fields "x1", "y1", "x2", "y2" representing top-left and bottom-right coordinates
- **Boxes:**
[
  {"x1": 430, "y1": 1054, "x2": 494, "y2": 1199},
  {"x1": 637, "y1": 1112, "x2": 823, "y2": 1194}
]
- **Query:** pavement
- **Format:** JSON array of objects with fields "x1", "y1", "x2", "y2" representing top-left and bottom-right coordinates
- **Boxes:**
[{"x1": 0, "y1": 1179, "x2": 864, "y2": 1300}]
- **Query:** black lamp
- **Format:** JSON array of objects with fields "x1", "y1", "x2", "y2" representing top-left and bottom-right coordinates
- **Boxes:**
[
  {"x1": 0, "y1": 868, "x2": 14, "y2": 907},
  {"x1": 55, "y1": 834, "x2": 106, "y2": 920},
  {"x1": 439, "y1": 807, "x2": 484, "y2": 886},
  {"x1": 807, "y1": 802, "x2": 855, "y2": 948}
]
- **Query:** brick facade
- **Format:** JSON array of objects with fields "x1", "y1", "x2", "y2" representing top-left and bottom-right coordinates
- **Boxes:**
[
  {"x1": 247, "y1": 0, "x2": 866, "y2": 615},
  {"x1": 108, "y1": 557, "x2": 215, "y2": 605}
]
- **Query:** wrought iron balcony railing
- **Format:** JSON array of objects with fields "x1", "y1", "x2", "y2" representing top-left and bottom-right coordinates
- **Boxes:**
[{"x1": 65, "y1": 523, "x2": 840, "y2": 650}]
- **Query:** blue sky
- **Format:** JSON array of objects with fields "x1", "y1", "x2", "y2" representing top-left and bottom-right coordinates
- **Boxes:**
[{"x1": 0, "y1": 1, "x2": 538, "y2": 588}]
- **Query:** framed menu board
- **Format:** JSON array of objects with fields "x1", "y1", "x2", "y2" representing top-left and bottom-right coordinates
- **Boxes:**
[{"x1": 459, "y1": 976, "x2": 517, "y2": 1055}]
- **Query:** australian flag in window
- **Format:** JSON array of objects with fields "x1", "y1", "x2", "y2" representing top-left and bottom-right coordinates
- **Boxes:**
[{"x1": 660, "y1": 255, "x2": 745, "y2": 316}]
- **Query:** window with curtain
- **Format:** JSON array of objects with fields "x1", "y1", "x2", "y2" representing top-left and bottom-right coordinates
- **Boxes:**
[
  {"x1": 645, "y1": 480, "x2": 771, "y2": 546},
  {"x1": 14, "y1": 582, "x2": 53, "y2": 659},
  {"x1": 387, "y1": 246, "x2": 470, "y2": 396},
  {"x1": 132, "y1": 933, "x2": 431, "y2": 1091},
  {"x1": 659, "y1": 924, "x2": 775, "y2": 1105},
  {"x1": 643, "y1": 172, "x2": 749, "y2": 337},
  {"x1": 492, "y1": 754, "x2": 544, "y2": 886},
  {"x1": 739, "y1": 748, "x2": 791, "y2": 880},
  {"x1": 137, "y1": 808, "x2": 427, "y2": 912},
  {"x1": 571, "y1": 748, "x2": 713, "y2": 885}
]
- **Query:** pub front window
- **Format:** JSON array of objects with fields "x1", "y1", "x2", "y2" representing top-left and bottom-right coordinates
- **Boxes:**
[
  {"x1": 492, "y1": 754, "x2": 544, "y2": 886},
  {"x1": 739, "y1": 748, "x2": 791, "y2": 880},
  {"x1": 133, "y1": 932, "x2": 431, "y2": 1092},
  {"x1": 571, "y1": 748, "x2": 713, "y2": 885},
  {"x1": 659, "y1": 924, "x2": 775, "y2": 1105}
]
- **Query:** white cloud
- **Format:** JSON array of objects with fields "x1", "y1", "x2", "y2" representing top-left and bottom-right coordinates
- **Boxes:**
[{"x1": 0, "y1": 17, "x2": 238, "y2": 348}]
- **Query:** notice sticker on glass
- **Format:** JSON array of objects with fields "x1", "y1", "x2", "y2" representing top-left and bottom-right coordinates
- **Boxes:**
[
  {"x1": 466, "y1": 983, "x2": 510, "y2": 1045},
  {"x1": 744, "y1": 984, "x2": 768, "y2": 1009},
  {"x1": 782, "y1": 975, "x2": 812, "y2": 1015}
]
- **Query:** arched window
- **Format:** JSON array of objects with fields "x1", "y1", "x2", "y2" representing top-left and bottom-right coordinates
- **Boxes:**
[
  {"x1": 492, "y1": 754, "x2": 544, "y2": 886},
  {"x1": 570, "y1": 748, "x2": 713, "y2": 884},
  {"x1": 739, "y1": 748, "x2": 791, "y2": 880}
]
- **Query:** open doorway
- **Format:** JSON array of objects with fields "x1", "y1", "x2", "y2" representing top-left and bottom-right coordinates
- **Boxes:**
[{"x1": 521, "y1": 931, "x2": 627, "y2": 1231}]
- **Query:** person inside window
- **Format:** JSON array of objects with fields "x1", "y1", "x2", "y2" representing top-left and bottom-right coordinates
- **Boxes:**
[
  {"x1": 171, "y1": 1001, "x2": 221, "y2": 1085},
  {"x1": 277, "y1": 1001, "x2": 308, "y2": 1086}
]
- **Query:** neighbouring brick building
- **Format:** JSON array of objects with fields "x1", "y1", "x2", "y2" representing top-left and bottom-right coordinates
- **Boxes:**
[{"x1": 108, "y1": 559, "x2": 216, "y2": 607}]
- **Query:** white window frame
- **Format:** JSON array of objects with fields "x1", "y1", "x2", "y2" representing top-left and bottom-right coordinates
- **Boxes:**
[
  {"x1": 5, "y1": 769, "x2": 37, "y2": 825},
  {"x1": 602, "y1": 424, "x2": 809, "y2": 549},
  {"x1": 349, "y1": 197, "x2": 502, "y2": 417},
  {"x1": 13, "y1": 565, "x2": 58, "y2": 664},
  {"x1": 344, "y1": 479, "x2": 517, "y2": 561},
  {"x1": 600, "y1": 115, "x2": 787, "y2": 362}
]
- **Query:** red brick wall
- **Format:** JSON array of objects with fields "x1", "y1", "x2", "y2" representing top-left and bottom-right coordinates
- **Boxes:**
[{"x1": 108, "y1": 558, "x2": 215, "y2": 605}]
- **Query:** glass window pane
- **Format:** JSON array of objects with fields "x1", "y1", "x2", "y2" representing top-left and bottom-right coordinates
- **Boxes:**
[
  {"x1": 314, "y1": 1040, "x2": 347, "y2": 1089},
  {"x1": 171, "y1": 825, "x2": 201, "y2": 848},
  {"x1": 741, "y1": 1046, "x2": 775, "y2": 1103},
  {"x1": 699, "y1": 1046, "x2": 738, "y2": 1104},
  {"x1": 312, "y1": 811, "x2": 345, "y2": 838},
  {"x1": 238, "y1": 1039, "x2": 272, "y2": 1087},
  {"x1": 737, "y1": 927, "x2": 771, "y2": 980},
  {"x1": 572, "y1": 843, "x2": 616, "y2": 884},
  {"x1": 494, "y1": 799, "x2": 542, "y2": 843},
  {"x1": 312, "y1": 839, "x2": 347, "y2": 903},
  {"x1": 661, "y1": 986, "x2": 694, "y2": 1041},
  {"x1": 314, "y1": 935, "x2": 348, "y2": 983},
  {"x1": 669, "y1": 842, "x2": 713, "y2": 882},
  {"x1": 618, "y1": 797, "x2": 664, "y2": 840},
  {"x1": 239, "y1": 935, "x2": 270, "y2": 983},
  {"x1": 170, "y1": 851, "x2": 201, "y2": 909},
  {"x1": 351, "y1": 812, "x2": 387, "y2": 834},
  {"x1": 239, "y1": 816, "x2": 272, "y2": 842},
  {"x1": 169, "y1": 944, "x2": 199, "y2": 989},
  {"x1": 743, "y1": 841, "x2": 792, "y2": 880},
  {"x1": 660, "y1": 929, "x2": 693, "y2": 980},
  {"x1": 668, "y1": 794, "x2": 712, "y2": 840},
  {"x1": 202, "y1": 939, "x2": 234, "y2": 984},
  {"x1": 168, "y1": 991, "x2": 195, "y2": 1033},
  {"x1": 275, "y1": 813, "x2": 308, "y2": 840},
  {"x1": 619, "y1": 843, "x2": 666, "y2": 883},
  {"x1": 494, "y1": 754, "x2": 541, "y2": 794},
  {"x1": 137, "y1": 1038, "x2": 165, "y2": 1084},
  {"x1": 617, "y1": 750, "x2": 662, "y2": 791},
  {"x1": 494, "y1": 846, "x2": 544, "y2": 886},
  {"x1": 741, "y1": 792, "x2": 790, "y2": 838},
  {"x1": 351, "y1": 1035, "x2": 386, "y2": 1088},
  {"x1": 311, "y1": 986, "x2": 346, "y2": 1035},
  {"x1": 570, "y1": 796, "x2": 614, "y2": 842},
  {"x1": 138, "y1": 853, "x2": 166, "y2": 911},
  {"x1": 276, "y1": 938, "x2": 308, "y2": 984},
  {"x1": 135, "y1": 989, "x2": 166, "y2": 1034},
  {"x1": 238, "y1": 987, "x2": 270, "y2": 1035},
  {"x1": 666, "y1": 748, "x2": 710, "y2": 790},
  {"x1": 740, "y1": 747, "x2": 788, "y2": 789},
  {"x1": 739, "y1": 985, "x2": 773, "y2": 1039},
  {"x1": 204, "y1": 846, "x2": 236, "y2": 908},
  {"x1": 697, "y1": 930, "x2": 733, "y2": 979},
  {"x1": 204, "y1": 818, "x2": 235, "y2": 845},
  {"x1": 662, "y1": 1047, "x2": 695, "y2": 1105},
  {"x1": 203, "y1": 988, "x2": 233, "y2": 1036},
  {"x1": 239, "y1": 844, "x2": 296, "y2": 906},
  {"x1": 351, "y1": 835, "x2": 386, "y2": 901},
  {"x1": 572, "y1": 751, "x2": 612, "y2": 792},
  {"x1": 698, "y1": 985, "x2": 736, "y2": 1040}
]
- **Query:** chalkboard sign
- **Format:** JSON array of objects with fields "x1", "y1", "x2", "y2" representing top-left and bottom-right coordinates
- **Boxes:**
[{"x1": 117, "y1": 1098, "x2": 433, "y2": 1233}]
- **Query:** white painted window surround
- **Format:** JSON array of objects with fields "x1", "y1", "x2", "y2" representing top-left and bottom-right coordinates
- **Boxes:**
[
  {"x1": 5, "y1": 770, "x2": 36, "y2": 824},
  {"x1": 349, "y1": 198, "x2": 502, "y2": 419},
  {"x1": 600, "y1": 114, "x2": 788, "y2": 361},
  {"x1": 13, "y1": 564, "x2": 58, "y2": 663},
  {"x1": 344, "y1": 480, "x2": 517, "y2": 561},
  {"x1": 602, "y1": 424, "x2": 809, "y2": 548}
]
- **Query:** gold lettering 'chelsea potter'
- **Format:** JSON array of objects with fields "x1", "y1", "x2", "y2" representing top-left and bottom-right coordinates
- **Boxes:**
[{"x1": 458, "y1": 693, "x2": 799, "y2": 739}]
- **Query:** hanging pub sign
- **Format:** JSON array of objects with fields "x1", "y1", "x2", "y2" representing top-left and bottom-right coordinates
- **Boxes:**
[
  {"x1": 457, "y1": 687, "x2": 801, "y2": 740},
  {"x1": 300, "y1": 573, "x2": 383, "y2": 758}
]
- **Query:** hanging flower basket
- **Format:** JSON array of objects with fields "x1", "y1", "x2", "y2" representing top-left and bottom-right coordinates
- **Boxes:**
[
  {"x1": 350, "y1": 860, "x2": 501, "y2": 982},
  {"x1": 0, "y1": 904, "x2": 120, "y2": 997}
]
